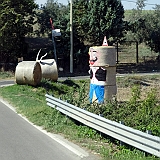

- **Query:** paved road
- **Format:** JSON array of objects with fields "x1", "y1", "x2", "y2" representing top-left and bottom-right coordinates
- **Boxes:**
[
  {"x1": 0, "y1": 72, "x2": 159, "y2": 91},
  {"x1": 0, "y1": 82, "x2": 100, "y2": 160},
  {"x1": 0, "y1": 101, "x2": 94, "y2": 160},
  {"x1": 0, "y1": 72, "x2": 159, "y2": 86},
  {"x1": 0, "y1": 80, "x2": 15, "y2": 87}
]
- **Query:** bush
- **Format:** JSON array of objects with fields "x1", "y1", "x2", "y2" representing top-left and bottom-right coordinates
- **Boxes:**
[{"x1": 60, "y1": 82, "x2": 160, "y2": 137}]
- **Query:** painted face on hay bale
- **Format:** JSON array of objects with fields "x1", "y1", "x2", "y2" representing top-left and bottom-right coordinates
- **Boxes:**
[{"x1": 89, "y1": 48, "x2": 100, "y2": 66}]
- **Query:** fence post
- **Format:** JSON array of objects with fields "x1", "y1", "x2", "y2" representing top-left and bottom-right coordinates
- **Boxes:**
[
  {"x1": 116, "y1": 42, "x2": 119, "y2": 64},
  {"x1": 136, "y1": 41, "x2": 138, "y2": 63}
]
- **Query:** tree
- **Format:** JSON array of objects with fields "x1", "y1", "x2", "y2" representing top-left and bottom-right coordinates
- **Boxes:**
[
  {"x1": 0, "y1": 0, "x2": 37, "y2": 62},
  {"x1": 72, "y1": 0, "x2": 89, "y2": 43},
  {"x1": 125, "y1": 15, "x2": 146, "y2": 43},
  {"x1": 136, "y1": 0, "x2": 146, "y2": 10},
  {"x1": 36, "y1": 0, "x2": 70, "y2": 56},
  {"x1": 144, "y1": 5, "x2": 160, "y2": 53},
  {"x1": 85, "y1": 0, "x2": 125, "y2": 45},
  {"x1": 36, "y1": 0, "x2": 69, "y2": 34},
  {"x1": 124, "y1": 0, "x2": 147, "y2": 43}
]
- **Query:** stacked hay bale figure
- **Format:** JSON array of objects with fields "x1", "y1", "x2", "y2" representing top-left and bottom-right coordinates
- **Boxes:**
[{"x1": 89, "y1": 37, "x2": 117, "y2": 103}]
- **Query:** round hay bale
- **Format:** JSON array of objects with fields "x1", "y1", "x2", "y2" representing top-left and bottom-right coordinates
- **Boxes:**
[
  {"x1": 39, "y1": 59, "x2": 58, "y2": 81},
  {"x1": 15, "y1": 61, "x2": 42, "y2": 86},
  {"x1": 105, "y1": 66, "x2": 116, "y2": 86},
  {"x1": 89, "y1": 46, "x2": 116, "y2": 67},
  {"x1": 105, "y1": 85, "x2": 117, "y2": 100}
]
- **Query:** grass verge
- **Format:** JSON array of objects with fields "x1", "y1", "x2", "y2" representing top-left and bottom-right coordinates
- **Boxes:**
[
  {"x1": 0, "y1": 71, "x2": 14, "y2": 80},
  {"x1": 0, "y1": 76, "x2": 160, "y2": 160}
]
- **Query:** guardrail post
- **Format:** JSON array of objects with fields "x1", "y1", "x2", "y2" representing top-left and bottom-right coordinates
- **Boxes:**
[
  {"x1": 99, "y1": 114, "x2": 103, "y2": 137},
  {"x1": 144, "y1": 130, "x2": 152, "y2": 156},
  {"x1": 146, "y1": 130, "x2": 152, "y2": 135},
  {"x1": 119, "y1": 121, "x2": 124, "y2": 147}
]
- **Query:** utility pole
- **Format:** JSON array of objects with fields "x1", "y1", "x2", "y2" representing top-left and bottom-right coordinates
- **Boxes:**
[
  {"x1": 50, "y1": 18, "x2": 61, "y2": 64},
  {"x1": 70, "y1": 0, "x2": 73, "y2": 73}
]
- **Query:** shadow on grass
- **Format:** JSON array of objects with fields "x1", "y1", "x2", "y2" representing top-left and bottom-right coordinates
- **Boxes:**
[
  {"x1": 39, "y1": 79, "x2": 80, "y2": 95},
  {"x1": 60, "y1": 79, "x2": 80, "y2": 88},
  {"x1": 39, "y1": 80, "x2": 66, "y2": 95}
]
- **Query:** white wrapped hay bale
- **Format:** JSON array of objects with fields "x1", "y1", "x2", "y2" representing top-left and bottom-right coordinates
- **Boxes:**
[
  {"x1": 39, "y1": 59, "x2": 58, "y2": 81},
  {"x1": 89, "y1": 46, "x2": 116, "y2": 67},
  {"x1": 105, "y1": 85, "x2": 117, "y2": 100},
  {"x1": 15, "y1": 61, "x2": 42, "y2": 86}
]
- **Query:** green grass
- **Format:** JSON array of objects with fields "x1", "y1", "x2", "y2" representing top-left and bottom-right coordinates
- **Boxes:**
[
  {"x1": 0, "y1": 77, "x2": 160, "y2": 160},
  {"x1": 0, "y1": 71, "x2": 14, "y2": 79}
]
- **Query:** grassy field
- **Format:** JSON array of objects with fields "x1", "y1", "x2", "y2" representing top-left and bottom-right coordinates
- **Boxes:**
[{"x1": 0, "y1": 72, "x2": 160, "y2": 160}]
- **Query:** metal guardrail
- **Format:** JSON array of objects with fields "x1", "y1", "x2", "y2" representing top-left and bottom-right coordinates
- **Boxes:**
[{"x1": 45, "y1": 94, "x2": 160, "y2": 157}]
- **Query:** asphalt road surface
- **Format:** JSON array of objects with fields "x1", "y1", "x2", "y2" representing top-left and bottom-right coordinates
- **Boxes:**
[
  {"x1": 0, "y1": 100, "x2": 99, "y2": 160},
  {"x1": 0, "y1": 80, "x2": 15, "y2": 87},
  {"x1": 1, "y1": 72, "x2": 160, "y2": 87}
]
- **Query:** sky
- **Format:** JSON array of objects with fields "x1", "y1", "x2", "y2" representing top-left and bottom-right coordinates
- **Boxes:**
[{"x1": 35, "y1": 0, "x2": 159, "y2": 10}]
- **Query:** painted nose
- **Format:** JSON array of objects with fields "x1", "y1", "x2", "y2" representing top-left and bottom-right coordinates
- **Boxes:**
[{"x1": 90, "y1": 60, "x2": 94, "y2": 65}]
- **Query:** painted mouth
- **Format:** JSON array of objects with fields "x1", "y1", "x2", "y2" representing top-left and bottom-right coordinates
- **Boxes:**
[{"x1": 89, "y1": 57, "x2": 98, "y2": 65}]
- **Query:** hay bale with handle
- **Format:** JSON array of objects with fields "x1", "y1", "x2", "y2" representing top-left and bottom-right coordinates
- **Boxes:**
[
  {"x1": 15, "y1": 61, "x2": 42, "y2": 86},
  {"x1": 36, "y1": 49, "x2": 58, "y2": 81},
  {"x1": 39, "y1": 59, "x2": 58, "y2": 81}
]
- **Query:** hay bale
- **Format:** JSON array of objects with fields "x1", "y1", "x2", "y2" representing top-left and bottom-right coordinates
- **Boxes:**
[
  {"x1": 105, "y1": 66, "x2": 116, "y2": 86},
  {"x1": 36, "y1": 50, "x2": 58, "y2": 81},
  {"x1": 39, "y1": 59, "x2": 58, "y2": 81},
  {"x1": 15, "y1": 61, "x2": 42, "y2": 86},
  {"x1": 89, "y1": 46, "x2": 116, "y2": 67},
  {"x1": 105, "y1": 85, "x2": 117, "y2": 100}
]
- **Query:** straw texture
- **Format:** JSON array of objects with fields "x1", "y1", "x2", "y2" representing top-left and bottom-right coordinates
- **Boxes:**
[
  {"x1": 15, "y1": 61, "x2": 42, "y2": 86},
  {"x1": 39, "y1": 59, "x2": 58, "y2": 81},
  {"x1": 105, "y1": 85, "x2": 117, "y2": 100},
  {"x1": 89, "y1": 46, "x2": 116, "y2": 67}
]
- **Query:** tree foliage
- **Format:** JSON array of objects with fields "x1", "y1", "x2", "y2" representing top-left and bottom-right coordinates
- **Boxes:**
[
  {"x1": 124, "y1": 0, "x2": 160, "y2": 53},
  {"x1": 0, "y1": 0, "x2": 37, "y2": 62},
  {"x1": 72, "y1": 0, "x2": 89, "y2": 43},
  {"x1": 136, "y1": 0, "x2": 146, "y2": 10},
  {"x1": 1, "y1": 0, "x2": 160, "y2": 65},
  {"x1": 144, "y1": 5, "x2": 160, "y2": 53},
  {"x1": 36, "y1": 0, "x2": 69, "y2": 35},
  {"x1": 86, "y1": 0, "x2": 125, "y2": 45},
  {"x1": 124, "y1": 0, "x2": 147, "y2": 43}
]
